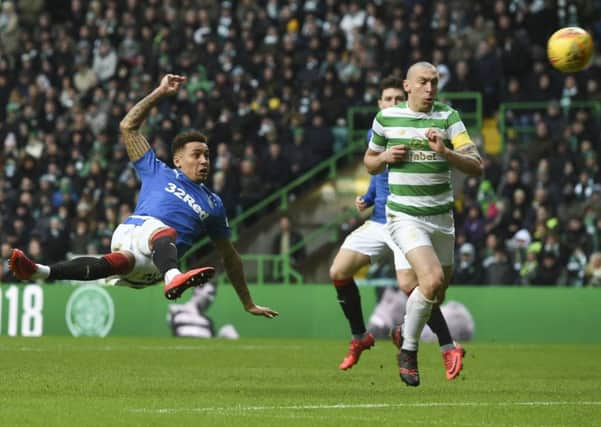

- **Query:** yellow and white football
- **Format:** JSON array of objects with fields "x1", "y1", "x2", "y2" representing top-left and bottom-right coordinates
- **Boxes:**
[{"x1": 547, "y1": 27, "x2": 594, "y2": 73}]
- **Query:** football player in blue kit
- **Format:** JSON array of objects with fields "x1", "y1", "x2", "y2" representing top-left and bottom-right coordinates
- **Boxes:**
[{"x1": 9, "y1": 74, "x2": 278, "y2": 318}]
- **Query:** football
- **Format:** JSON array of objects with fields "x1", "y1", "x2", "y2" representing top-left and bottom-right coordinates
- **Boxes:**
[{"x1": 547, "y1": 27, "x2": 594, "y2": 73}]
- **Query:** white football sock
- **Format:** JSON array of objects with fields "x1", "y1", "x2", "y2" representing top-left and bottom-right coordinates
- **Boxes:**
[
  {"x1": 33, "y1": 264, "x2": 50, "y2": 280},
  {"x1": 164, "y1": 268, "x2": 181, "y2": 284},
  {"x1": 401, "y1": 287, "x2": 434, "y2": 352}
]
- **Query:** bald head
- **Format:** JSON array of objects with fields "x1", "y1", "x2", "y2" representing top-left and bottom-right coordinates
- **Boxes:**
[
  {"x1": 404, "y1": 62, "x2": 439, "y2": 112},
  {"x1": 406, "y1": 62, "x2": 437, "y2": 80}
]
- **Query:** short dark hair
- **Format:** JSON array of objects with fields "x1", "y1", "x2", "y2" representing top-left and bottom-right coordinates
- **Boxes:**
[
  {"x1": 379, "y1": 75, "x2": 404, "y2": 98},
  {"x1": 171, "y1": 130, "x2": 208, "y2": 155}
]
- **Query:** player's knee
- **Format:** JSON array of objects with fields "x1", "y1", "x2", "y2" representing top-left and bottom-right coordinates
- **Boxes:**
[
  {"x1": 421, "y1": 268, "x2": 445, "y2": 294},
  {"x1": 397, "y1": 273, "x2": 417, "y2": 295},
  {"x1": 400, "y1": 286, "x2": 414, "y2": 296},
  {"x1": 329, "y1": 263, "x2": 352, "y2": 281},
  {"x1": 329, "y1": 264, "x2": 353, "y2": 287},
  {"x1": 329, "y1": 268, "x2": 341, "y2": 281}
]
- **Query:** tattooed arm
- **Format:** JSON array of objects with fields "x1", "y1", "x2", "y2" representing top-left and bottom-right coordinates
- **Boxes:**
[
  {"x1": 426, "y1": 129, "x2": 483, "y2": 177},
  {"x1": 213, "y1": 239, "x2": 279, "y2": 319},
  {"x1": 442, "y1": 143, "x2": 483, "y2": 176},
  {"x1": 119, "y1": 74, "x2": 187, "y2": 162}
]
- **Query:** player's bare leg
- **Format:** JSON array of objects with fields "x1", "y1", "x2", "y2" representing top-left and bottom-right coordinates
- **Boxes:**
[{"x1": 397, "y1": 246, "x2": 444, "y2": 386}]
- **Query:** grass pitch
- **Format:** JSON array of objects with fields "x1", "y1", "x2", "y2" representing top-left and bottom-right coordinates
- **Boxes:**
[{"x1": 1, "y1": 337, "x2": 600, "y2": 426}]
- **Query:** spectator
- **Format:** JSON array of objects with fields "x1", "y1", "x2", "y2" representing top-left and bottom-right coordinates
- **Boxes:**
[
  {"x1": 70, "y1": 219, "x2": 93, "y2": 255},
  {"x1": 453, "y1": 243, "x2": 484, "y2": 285},
  {"x1": 1, "y1": 243, "x2": 16, "y2": 282},
  {"x1": 483, "y1": 246, "x2": 517, "y2": 285},
  {"x1": 92, "y1": 38, "x2": 117, "y2": 82},
  {"x1": 212, "y1": 168, "x2": 238, "y2": 218},
  {"x1": 0, "y1": 1, "x2": 20, "y2": 56},
  {"x1": 565, "y1": 246, "x2": 587, "y2": 287},
  {"x1": 532, "y1": 251, "x2": 565, "y2": 286},
  {"x1": 73, "y1": 59, "x2": 98, "y2": 94},
  {"x1": 261, "y1": 141, "x2": 291, "y2": 195},
  {"x1": 0, "y1": 0, "x2": 599, "y2": 282},
  {"x1": 44, "y1": 216, "x2": 69, "y2": 264},
  {"x1": 462, "y1": 204, "x2": 486, "y2": 249},
  {"x1": 520, "y1": 242, "x2": 541, "y2": 285},
  {"x1": 271, "y1": 214, "x2": 305, "y2": 271},
  {"x1": 238, "y1": 159, "x2": 263, "y2": 212},
  {"x1": 563, "y1": 217, "x2": 593, "y2": 256},
  {"x1": 506, "y1": 228, "x2": 531, "y2": 275},
  {"x1": 585, "y1": 252, "x2": 601, "y2": 287}
]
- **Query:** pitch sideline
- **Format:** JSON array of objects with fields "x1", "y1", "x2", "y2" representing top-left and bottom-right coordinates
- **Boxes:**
[{"x1": 130, "y1": 401, "x2": 601, "y2": 414}]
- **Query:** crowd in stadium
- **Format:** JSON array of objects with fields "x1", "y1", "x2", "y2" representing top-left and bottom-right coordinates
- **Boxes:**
[{"x1": 1, "y1": 0, "x2": 601, "y2": 286}]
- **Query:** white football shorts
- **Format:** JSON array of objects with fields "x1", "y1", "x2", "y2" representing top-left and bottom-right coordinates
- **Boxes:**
[
  {"x1": 341, "y1": 220, "x2": 410, "y2": 270},
  {"x1": 109, "y1": 215, "x2": 167, "y2": 287},
  {"x1": 386, "y1": 209, "x2": 455, "y2": 267}
]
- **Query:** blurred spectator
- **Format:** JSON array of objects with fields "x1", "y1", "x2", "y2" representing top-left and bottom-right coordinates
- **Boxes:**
[
  {"x1": 271, "y1": 214, "x2": 305, "y2": 272},
  {"x1": 0, "y1": 0, "x2": 599, "y2": 285},
  {"x1": 472, "y1": 40, "x2": 503, "y2": 116},
  {"x1": 462, "y1": 205, "x2": 486, "y2": 249},
  {"x1": 211, "y1": 168, "x2": 239, "y2": 218},
  {"x1": 506, "y1": 228, "x2": 531, "y2": 276},
  {"x1": 261, "y1": 141, "x2": 291, "y2": 196},
  {"x1": 585, "y1": 252, "x2": 601, "y2": 287},
  {"x1": 238, "y1": 159, "x2": 263, "y2": 212},
  {"x1": 70, "y1": 219, "x2": 93, "y2": 255},
  {"x1": 73, "y1": 59, "x2": 98, "y2": 94},
  {"x1": 519, "y1": 242, "x2": 541, "y2": 285},
  {"x1": 533, "y1": 251, "x2": 565, "y2": 286},
  {"x1": 0, "y1": 1, "x2": 20, "y2": 56},
  {"x1": 563, "y1": 217, "x2": 593, "y2": 256},
  {"x1": 44, "y1": 216, "x2": 69, "y2": 263},
  {"x1": 483, "y1": 245, "x2": 516, "y2": 285},
  {"x1": 92, "y1": 38, "x2": 117, "y2": 82},
  {"x1": 452, "y1": 243, "x2": 483, "y2": 285},
  {"x1": 565, "y1": 246, "x2": 587, "y2": 287}
]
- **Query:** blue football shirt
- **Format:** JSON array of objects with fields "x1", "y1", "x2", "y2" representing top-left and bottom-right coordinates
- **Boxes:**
[
  {"x1": 131, "y1": 150, "x2": 231, "y2": 254},
  {"x1": 362, "y1": 129, "x2": 389, "y2": 224}
]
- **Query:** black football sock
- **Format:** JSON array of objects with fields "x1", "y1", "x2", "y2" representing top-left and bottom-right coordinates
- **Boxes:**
[
  {"x1": 426, "y1": 305, "x2": 453, "y2": 347},
  {"x1": 334, "y1": 278, "x2": 366, "y2": 336},
  {"x1": 48, "y1": 257, "x2": 113, "y2": 280},
  {"x1": 151, "y1": 235, "x2": 178, "y2": 276}
]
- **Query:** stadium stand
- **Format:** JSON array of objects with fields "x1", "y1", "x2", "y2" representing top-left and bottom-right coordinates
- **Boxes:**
[{"x1": 1, "y1": 0, "x2": 601, "y2": 286}]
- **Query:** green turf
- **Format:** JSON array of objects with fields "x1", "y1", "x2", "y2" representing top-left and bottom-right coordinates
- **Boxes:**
[{"x1": 1, "y1": 338, "x2": 600, "y2": 426}]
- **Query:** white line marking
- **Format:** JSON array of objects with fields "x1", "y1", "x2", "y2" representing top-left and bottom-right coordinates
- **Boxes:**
[
  {"x1": 129, "y1": 401, "x2": 601, "y2": 414},
  {"x1": 1, "y1": 344, "x2": 301, "y2": 352}
]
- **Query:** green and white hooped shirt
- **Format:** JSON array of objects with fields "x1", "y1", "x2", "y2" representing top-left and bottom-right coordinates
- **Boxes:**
[{"x1": 368, "y1": 101, "x2": 472, "y2": 217}]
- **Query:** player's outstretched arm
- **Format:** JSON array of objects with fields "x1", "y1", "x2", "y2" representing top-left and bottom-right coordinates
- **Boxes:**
[
  {"x1": 214, "y1": 239, "x2": 279, "y2": 319},
  {"x1": 119, "y1": 74, "x2": 187, "y2": 162}
]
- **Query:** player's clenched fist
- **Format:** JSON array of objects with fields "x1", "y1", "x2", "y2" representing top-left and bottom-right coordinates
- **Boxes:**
[
  {"x1": 159, "y1": 74, "x2": 187, "y2": 95},
  {"x1": 426, "y1": 128, "x2": 446, "y2": 154},
  {"x1": 355, "y1": 196, "x2": 368, "y2": 212},
  {"x1": 383, "y1": 145, "x2": 407, "y2": 164}
]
